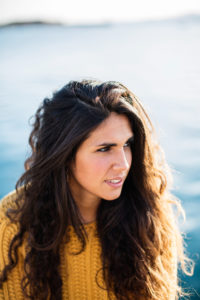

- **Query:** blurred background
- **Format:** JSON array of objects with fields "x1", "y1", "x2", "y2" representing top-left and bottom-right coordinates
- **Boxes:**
[{"x1": 0, "y1": 0, "x2": 200, "y2": 297}]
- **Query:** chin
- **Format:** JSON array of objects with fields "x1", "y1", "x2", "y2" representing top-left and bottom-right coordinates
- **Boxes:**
[{"x1": 103, "y1": 193, "x2": 121, "y2": 201}]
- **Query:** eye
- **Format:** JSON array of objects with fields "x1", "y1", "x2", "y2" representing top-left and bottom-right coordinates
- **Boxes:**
[
  {"x1": 97, "y1": 146, "x2": 110, "y2": 152},
  {"x1": 124, "y1": 137, "x2": 134, "y2": 148},
  {"x1": 124, "y1": 141, "x2": 131, "y2": 147}
]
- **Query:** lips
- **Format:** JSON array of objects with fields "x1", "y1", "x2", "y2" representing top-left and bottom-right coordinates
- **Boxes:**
[{"x1": 104, "y1": 177, "x2": 124, "y2": 188}]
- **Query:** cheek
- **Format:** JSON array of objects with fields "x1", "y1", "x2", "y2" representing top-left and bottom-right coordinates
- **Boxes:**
[{"x1": 75, "y1": 155, "x2": 109, "y2": 181}]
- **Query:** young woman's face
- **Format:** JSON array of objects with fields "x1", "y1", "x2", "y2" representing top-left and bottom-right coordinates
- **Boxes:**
[{"x1": 69, "y1": 112, "x2": 133, "y2": 204}]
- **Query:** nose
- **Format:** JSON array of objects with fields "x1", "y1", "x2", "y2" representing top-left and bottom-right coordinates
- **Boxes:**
[{"x1": 112, "y1": 148, "x2": 131, "y2": 172}]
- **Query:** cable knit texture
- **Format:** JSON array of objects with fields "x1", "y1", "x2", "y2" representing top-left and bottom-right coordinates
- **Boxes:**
[{"x1": 0, "y1": 190, "x2": 115, "y2": 299}]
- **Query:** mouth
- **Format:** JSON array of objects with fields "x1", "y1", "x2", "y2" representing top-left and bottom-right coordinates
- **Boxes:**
[{"x1": 104, "y1": 177, "x2": 124, "y2": 188}]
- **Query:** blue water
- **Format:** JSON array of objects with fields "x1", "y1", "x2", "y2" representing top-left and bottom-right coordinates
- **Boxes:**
[{"x1": 0, "y1": 17, "x2": 200, "y2": 298}]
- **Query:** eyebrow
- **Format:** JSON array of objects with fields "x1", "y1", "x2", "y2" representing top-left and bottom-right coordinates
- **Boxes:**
[{"x1": 96, "y1": 135, "x2": 134, "y2": 147}]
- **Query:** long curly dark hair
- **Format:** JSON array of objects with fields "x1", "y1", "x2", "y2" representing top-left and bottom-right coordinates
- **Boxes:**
[{"x1": 0, "y1": 80, "x2": 194, "y2": 299}]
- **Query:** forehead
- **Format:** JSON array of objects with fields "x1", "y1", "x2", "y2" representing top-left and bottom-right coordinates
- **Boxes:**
[{"x1": 84, "y1": 112, "x2": 133, "y2": 146}]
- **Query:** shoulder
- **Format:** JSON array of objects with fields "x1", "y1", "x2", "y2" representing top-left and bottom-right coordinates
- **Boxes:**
[
  {"x1": 0, "y1": 188, "x2": 24, "y2": 253},
  {"x1": 0, "y1": 187, "x2": 24, "y2": 222},
  {"x1": 0, "y1": 188, "x2": 22, "y2": 237},
  {"x1": 0, "y1": 189, "x2": 25, "y2": 270}
]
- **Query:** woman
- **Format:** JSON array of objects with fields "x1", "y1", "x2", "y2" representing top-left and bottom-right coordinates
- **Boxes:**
[{"x1": 0, "y1": 80, "x2": 193, "y2": 299}]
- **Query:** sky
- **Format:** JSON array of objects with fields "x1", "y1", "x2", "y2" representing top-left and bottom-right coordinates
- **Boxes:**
[{"x1": 1, "y1": 0, "x2": 200, "y2": 25}]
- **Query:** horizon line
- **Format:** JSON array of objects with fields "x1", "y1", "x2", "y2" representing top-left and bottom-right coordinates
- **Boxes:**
[{"x1": 0, "y1": 13, "x2": 200, "y2": 28}]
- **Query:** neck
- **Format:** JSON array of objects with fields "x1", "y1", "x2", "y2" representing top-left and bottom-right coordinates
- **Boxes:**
[
  {"x1": 75, "y1": 196, "x2": 100, "y2": 224},
  {"x1": 68, "y1": 177, "x2": 101, "y2": 224}
]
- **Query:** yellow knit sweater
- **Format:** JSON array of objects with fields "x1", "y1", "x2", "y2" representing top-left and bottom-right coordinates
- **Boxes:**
[{"x1": 0, "y1": 190, "x2": 115, "y2": 300}]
